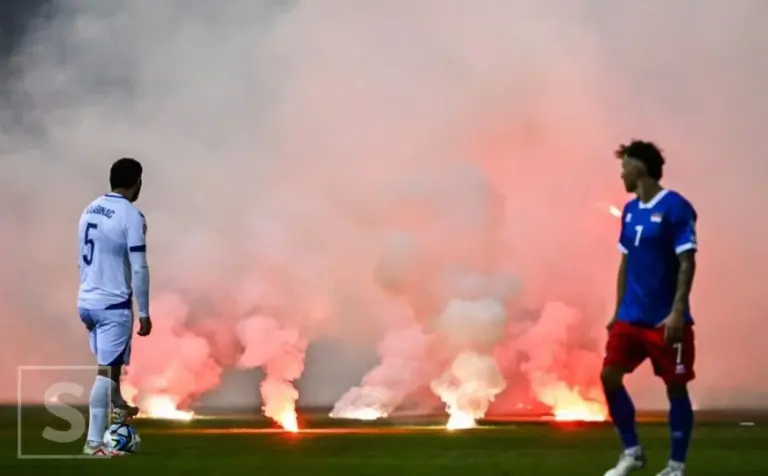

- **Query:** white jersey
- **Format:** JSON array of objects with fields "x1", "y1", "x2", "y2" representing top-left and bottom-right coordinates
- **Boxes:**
[{"x1": 77, "y1": 193, "x2": 150, "y2": 317}]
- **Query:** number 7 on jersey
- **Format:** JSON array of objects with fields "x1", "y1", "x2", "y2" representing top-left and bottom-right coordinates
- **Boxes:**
[
  {"x1": 82, "y1": 222, "x2": 98, "y2": 266},
  {"x1": 633, "y1": 225, "x2": 643, "y2": 246}
]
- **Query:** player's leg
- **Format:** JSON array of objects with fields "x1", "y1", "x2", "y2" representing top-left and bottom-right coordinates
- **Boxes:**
[
  {"x1": 98, "y1": 310, "x2": 139, "y2": 422},
  {"x1": 83, "y1": 364, "x2": 120, "y2": 454},
  {"x1": 80, "y1": 308, "x2": 114, "y2": 452},
  {"x1": 602, "y1": 321, "x2": 648, "y2": 476},
  {"x1": 110, "y1": 364, "x2": 140, "y2": 422},
  {"x1": 647, "y1": 326, "x2": 696, "y2": 475}
]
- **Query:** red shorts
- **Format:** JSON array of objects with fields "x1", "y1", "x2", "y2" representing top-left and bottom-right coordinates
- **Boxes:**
[{"x1": 603, "y1": 321, "x2": 696, "y2": 384}]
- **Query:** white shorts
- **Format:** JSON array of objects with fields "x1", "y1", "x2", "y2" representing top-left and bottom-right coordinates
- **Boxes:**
[{"x1": 78, "y1": 308, "x2": 133, "y2": 366}]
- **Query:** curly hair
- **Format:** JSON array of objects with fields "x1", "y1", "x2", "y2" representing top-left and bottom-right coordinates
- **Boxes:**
[{"x1": 615, "y1": 140, "x2": 665, "y2": 181}]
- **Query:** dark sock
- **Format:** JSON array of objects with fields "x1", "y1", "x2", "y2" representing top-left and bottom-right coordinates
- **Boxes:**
[
  {"x1": 606, "y1": 386, "x2": 639, "y2": 449},
  {"x1": 111, "y1": 379, "x2": 127, "y2": 407},
  {"x1": 669, "y1": 393, "x2": 694, "y2": 463}
]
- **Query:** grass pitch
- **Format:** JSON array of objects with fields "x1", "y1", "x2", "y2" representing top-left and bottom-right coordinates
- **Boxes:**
[{"x1": 2, "y1": 407, "x2": 767, "y2": 475}]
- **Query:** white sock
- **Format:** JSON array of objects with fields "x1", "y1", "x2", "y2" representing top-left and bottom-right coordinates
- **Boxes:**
[{"x1": 86, "y1": 376, "x2": 112, "y2": 444}]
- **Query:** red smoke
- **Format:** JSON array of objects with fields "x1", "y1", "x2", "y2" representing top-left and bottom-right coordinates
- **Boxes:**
[{"x1": 4, "y1": 1, "x2": 767, "y2": 419}]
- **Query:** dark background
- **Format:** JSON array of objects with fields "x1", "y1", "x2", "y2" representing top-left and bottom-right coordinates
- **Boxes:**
[{"x1": 0, "y1": 0, "x2": 50, "y2": 62}]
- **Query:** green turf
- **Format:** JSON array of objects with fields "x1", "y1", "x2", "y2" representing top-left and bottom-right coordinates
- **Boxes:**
[{"x1": 2, "y1": 407, "x2": 767, "y2": 475}]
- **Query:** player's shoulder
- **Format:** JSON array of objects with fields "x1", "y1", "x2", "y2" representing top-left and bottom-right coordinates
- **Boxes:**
[
  {"x1": 662, "y1": 189, "x2": 691, "y2": 204},
  {"x1": 124, "y1": 202, "x2": 145, "y2": 225},
  {"x1": 621, "y1": 196, "x2": 640, "y2": 214},
  {"x1": 661, "y1": 189, "x2": 696, "y2": 216},
  {"x1": 82, "y1": 194, "x2": 107, "y2": 210}
]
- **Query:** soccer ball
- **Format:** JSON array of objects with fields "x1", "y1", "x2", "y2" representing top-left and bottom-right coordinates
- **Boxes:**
[{"x1": 103, "y1": 423, "x2": 141, "y2": 453}]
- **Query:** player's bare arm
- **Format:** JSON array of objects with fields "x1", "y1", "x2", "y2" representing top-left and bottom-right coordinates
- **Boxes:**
[
  {"x1": 673, "y1": 250, "x2": 696, "y2": 314},
  {"x1": 663, "y1": 250, "x2": 696, "y2": 343},
  {"x1": 609, "y1": 254, "x2": 628, "y2": 330}
]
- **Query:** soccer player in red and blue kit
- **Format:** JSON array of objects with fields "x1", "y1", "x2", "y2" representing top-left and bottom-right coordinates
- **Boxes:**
[{"x1": 602, "y1": 141, "x2": 697, "y2": 476}]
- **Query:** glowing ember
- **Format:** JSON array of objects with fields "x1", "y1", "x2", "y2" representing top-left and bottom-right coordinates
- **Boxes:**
[
  {"x1": 445, "y1": 411, "x2": 476, "y2": 430},
  {"x1": 137, "y1": 394, "x2": 194, "y2": 421},
  {"x1": 608, "y1": 205, "x2": 621, "y2": 217},
  {"x1": 330, "y1": 408, "x2": 387, "y2": 421},
  {"x1": 536, "y1": 381, "x2": 608, "y2": 422},
  {"x1": 277, "y1": 410, "x2": 299, "y2": 432},
  {"x1": 552, "y1": 402, "x2": 607, "y2": 422}
]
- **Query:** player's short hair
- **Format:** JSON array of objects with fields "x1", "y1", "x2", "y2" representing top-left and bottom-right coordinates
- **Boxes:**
[
  {"x1": 615, "y1": 140, "x2": 665, "y2": 180},
  {"x1": 109, "y1": 158, "x2": 143, "y2": 189}
]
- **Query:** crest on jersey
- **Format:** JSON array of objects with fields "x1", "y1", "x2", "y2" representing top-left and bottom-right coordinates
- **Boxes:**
[
  {"x1": 650, "y1": 213, "x2": 663, "y2": 223},
  {"x1": 625, "y1": 213, "x2": 632, "y2": 223}
]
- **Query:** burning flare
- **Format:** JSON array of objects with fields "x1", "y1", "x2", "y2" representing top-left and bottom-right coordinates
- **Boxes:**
[
  {"x1": 276, "y1": 409, "x2": 299, "y2": 432},
  {"x1": 515, "y1": 302, "x2": 608, "y2": 423},
  {"x1": 138, "y1": 394, "x2": 195, "y2": 421},
  {"x1": 122, "y1": 386, "x2": 195, "y2": 421},
  {"x1": 541, "y1": 384, "x2": 607, "y2": 422},
  {"x1": 260, "y1": 378, "x2": 302, "y2": 432},
  {"x1": 553, "y1": 404, "x2": 606, "y2": 422},
  {"x1": 329, "y1": 327, "x2": 430, "y2": 421},
  {"x1": 445, "y1": 411, "x2": 477, "y2": 430},
  {"x1": 431, "y1": 350, "x2": 506, "y2": 431},
  {"x1": 431, "y1": 300, "x2": 508, "y2": 430},
  {"x1": 237, "y1": 316, "x2": 307, "y2": 432},
  {"x1": 333, "y1": 407, "x2": 388, "y2": 421}
]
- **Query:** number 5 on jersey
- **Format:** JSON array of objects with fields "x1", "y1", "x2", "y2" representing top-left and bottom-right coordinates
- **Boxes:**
[
  {"x1": 83, "y1": 222, "x2": 98, "y2": 266},
  {"x1": 633, "y1": 225, "x2": 643, "y2": 246}
]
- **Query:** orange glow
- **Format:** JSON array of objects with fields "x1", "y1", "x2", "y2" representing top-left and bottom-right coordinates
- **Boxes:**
[
  {"x1": 608, "y1": 205, "x2": 621, "y2": 217},
  {"x1": 331, "y1": 408, "x2": 388, "y2": 421},
  {"x1": 137, "y1": 394, "x2": 195, "y2": 421},
  {"x1": 538, "y1": 382, "x2": 608, "y2": 422},
  {"x1": 276, "y1": 409, "x2": 300, "y2": 432},
  {"x1": 121, "y1": 385, "x2": 194, "y2": 421},
  {"x1": 552, "y1": 404, "x2": 607, "y2": 422},
  {"x1": 550, "y1": 393, "x2": 607, "y2": 422},
  {"x1": 445, "y1": 411, "x2": 476, "y2": 430}
]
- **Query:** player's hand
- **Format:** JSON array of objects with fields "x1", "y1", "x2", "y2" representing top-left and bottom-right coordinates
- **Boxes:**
[
  {"x1": 137, "y1": 317, "x2": 152, "y2": 337},
  {"x1": 660, "y1": 311, "x2": 684, "y2": 344}
]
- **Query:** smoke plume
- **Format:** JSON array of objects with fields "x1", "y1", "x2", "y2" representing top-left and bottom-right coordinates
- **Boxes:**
[
  {"x1": 3, "y1": 0, "x2": 768, "y2": 413},
  {"x1": 122, "y1": 293, "x2": 222, "y2": 411}
]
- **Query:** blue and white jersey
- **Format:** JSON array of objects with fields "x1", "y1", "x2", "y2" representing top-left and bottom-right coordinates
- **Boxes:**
[
  {"x1": 617, "y1": 189, "x2": 697, "y2": 327},
  {"x1": 77, "y1": 193, "x2": 150, "y2": 317}
]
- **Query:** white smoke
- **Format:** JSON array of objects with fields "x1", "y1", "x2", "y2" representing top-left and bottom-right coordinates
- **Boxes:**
[
  {"x1": 330, "y1": 325, "x2": 431, "y2": 419},
  {"x1": 433, "y1": 298, "x2": 508, "y2": 351},
  {"x1": 429, "y1": 298, "x2": 509, "y2": 423},
  {"x1": 430, "y1": 351, "x2": 506, "y2": 422}
]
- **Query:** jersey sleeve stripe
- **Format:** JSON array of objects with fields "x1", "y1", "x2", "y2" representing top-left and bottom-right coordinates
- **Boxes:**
[
  {"x1": 129, "y1": 245, "x2": 146, "y2": 253},
  {"x1": 618, "y1": 243, "x2": 629, "y2": 254},
  {"x1": 675, "y1": 242, "x2": 696, "y2": 254}
]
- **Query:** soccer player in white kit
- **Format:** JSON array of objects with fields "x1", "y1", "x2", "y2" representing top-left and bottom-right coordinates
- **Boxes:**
[{"x1": 78, "y1": 158, "x2": 152, "y2": 455}]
